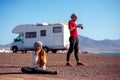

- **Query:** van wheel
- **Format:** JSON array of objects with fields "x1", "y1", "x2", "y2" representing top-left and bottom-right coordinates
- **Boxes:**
[
  {"x1": 21, "y1": 50, "x2": 27, "y2": 53},
  {"x1": 25, "y1": 50, "x2": 27, "y2": 53},
  {"x1": 52, "y1": 50, "x2": 57, "y2": 53},
  {"x1": 12, "y1": 47, "x2": 18, "y2": 53},
  {"x1": 43, "y1": 47, "x2": 49, "y2": 53}
]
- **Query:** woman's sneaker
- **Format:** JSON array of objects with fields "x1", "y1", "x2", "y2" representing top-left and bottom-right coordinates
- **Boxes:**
[
  {"x1": 66, "y1": 63, "x2": 73, "y2": 66},
  {"x1": 77, "y1": 62, "x2": 85, "y2": 66}
]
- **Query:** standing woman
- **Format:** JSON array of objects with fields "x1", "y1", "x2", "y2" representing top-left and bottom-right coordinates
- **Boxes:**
[{"x1": 66, "y1": 13, "x2": 85, "y2": 66}]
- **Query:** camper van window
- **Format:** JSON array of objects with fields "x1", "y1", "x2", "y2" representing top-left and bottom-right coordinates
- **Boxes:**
[
  {"x1": 40, "y1": 30, "x2": 46, "y2": 36},
  {"x1": 53, "y1": 27, "x2": 62, "y2": 33},
  {"x1": 26, "y1": 32, "x2": 36, "y2": 38},
  {"x1": 19, "y1": 34, "x2": 24, "y2": 41},
  {"x1": 15, "y1": 34, "x2": 24, "y2": 42}
]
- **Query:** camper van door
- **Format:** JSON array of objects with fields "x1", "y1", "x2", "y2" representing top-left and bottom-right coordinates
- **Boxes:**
[{"x1": 52, "y1": 26, "x2": 63, "y2": 48}]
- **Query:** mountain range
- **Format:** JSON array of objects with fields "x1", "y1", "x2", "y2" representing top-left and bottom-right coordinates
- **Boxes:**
[{"x1": 78, "y1": 35, "x2": 120, "y2": 52}]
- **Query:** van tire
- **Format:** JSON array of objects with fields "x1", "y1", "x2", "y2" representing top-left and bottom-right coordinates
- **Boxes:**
[
  {"x1": 12, "y1": 46, "x2": 18, "y2": 53},
  {"x1": 43, "y1": 47, "x2": 49, "y2": 53},
  {"x1": 22, "y1": 50, "x2": 27, "y2": 53},
  {"x1": 25, "y1": 50, "x2": 27, "y2": 53},
  {"x1": 52, "y1": 50, "x2": 57, "y2": 53}
]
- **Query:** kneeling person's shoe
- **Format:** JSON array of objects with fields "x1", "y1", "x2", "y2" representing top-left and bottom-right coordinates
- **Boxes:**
[{"x1": 52, "y1": 70, "x2": 58, "y2": 75}]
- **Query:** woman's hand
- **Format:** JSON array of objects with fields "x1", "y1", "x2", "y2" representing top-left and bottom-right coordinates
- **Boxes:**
[{"x1": 77, "y1": 24, "x2": 83, "y2": 29}]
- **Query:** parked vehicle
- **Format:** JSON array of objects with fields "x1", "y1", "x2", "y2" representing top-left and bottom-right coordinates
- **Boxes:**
[{"x1": 10, "y1": 23, "x2": 70, "y2": 53}]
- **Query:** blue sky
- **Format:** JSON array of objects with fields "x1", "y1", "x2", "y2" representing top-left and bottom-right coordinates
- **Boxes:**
[{"x1": 0, "y1": 0, "x2": 120, "y2": 45}]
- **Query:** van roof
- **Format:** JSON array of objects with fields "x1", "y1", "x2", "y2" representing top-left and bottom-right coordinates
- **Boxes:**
[{"x1": 12, "y1": 23, "x2": 67, "y2": 34}]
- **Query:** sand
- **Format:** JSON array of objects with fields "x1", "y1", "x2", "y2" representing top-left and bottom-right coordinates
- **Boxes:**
[{"x1": 0, "y1": 52, "x2": 120, "y2": 80}]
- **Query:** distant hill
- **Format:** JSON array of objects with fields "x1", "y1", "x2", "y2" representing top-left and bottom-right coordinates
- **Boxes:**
[
  {"x1": 79, "y1": 35, "x2": 120, "y2": 52},
  {"x1": 0, "y1": 44, "x2": 10, "y2": 50}
]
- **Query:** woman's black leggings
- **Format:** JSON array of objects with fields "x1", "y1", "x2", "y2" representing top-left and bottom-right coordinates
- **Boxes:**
[{"x1": 67, "y1": 36, "x2": 79, "y2": 62}]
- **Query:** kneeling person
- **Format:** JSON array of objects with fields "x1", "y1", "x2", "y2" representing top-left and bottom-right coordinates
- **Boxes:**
[{"x1": 21, "y1": 41, "x2": 58, "y2": 75}]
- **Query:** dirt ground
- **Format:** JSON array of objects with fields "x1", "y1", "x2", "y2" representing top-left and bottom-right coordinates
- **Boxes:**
[{"x1": 0, "y1": 52, "x2": 120, "y2": 80}]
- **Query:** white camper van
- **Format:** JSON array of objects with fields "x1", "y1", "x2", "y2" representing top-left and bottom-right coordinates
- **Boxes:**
[{"x1": 10, "y1": 23, "x2": 70, "y2": 53}]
